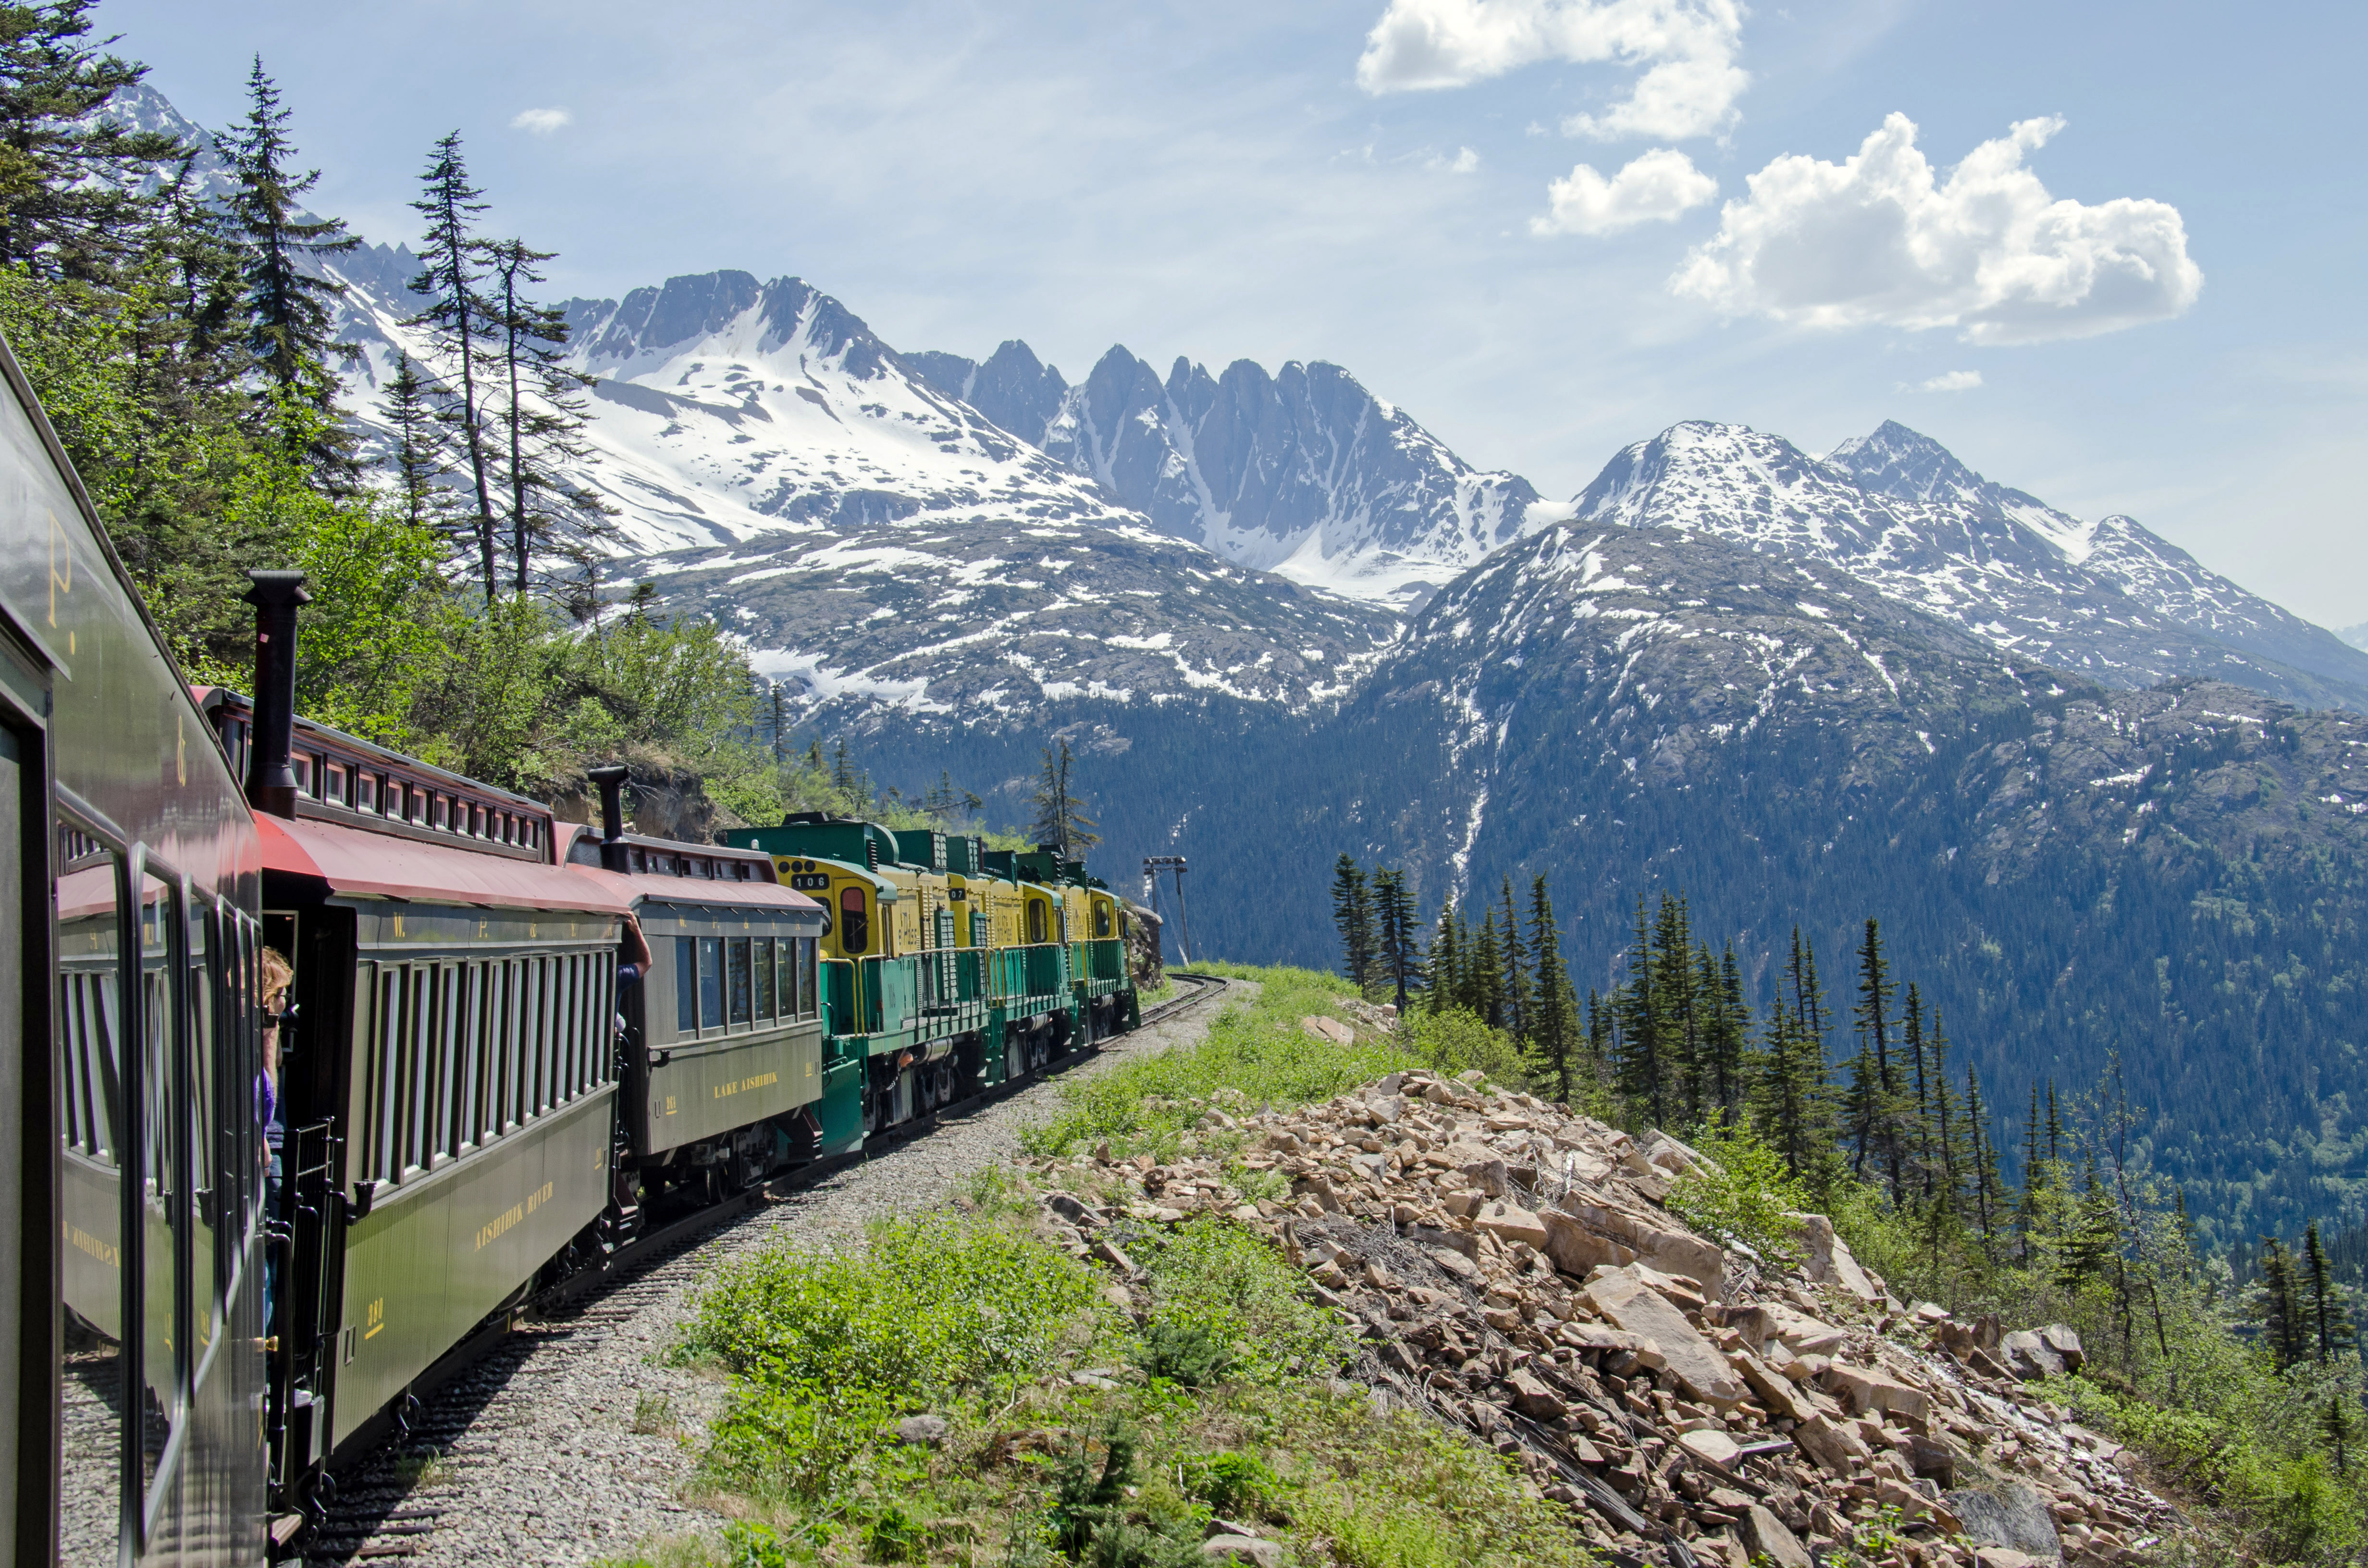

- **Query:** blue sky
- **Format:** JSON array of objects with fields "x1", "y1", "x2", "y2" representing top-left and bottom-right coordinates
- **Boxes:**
[{"x1": 101, "y1": 0, "x2": 2368, "y2": 627}]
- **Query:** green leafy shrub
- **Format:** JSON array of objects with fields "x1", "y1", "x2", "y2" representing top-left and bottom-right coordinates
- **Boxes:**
[
  {"x1": 1665, "y1": 1120, "x2": 1810, "y2": 1266},
  {"x1": 687, "y1": 1214, "x2": 1100, "y2": 1401},
  {"x1": 1181, "y1": 1450, "x2": 1287, "y2": 1521},
  {"x1": 1130, "y1": 1216, "x2": 1357, "y2": 1384},
  {"x1": 1402, "y1": 1009, "x2": 1528, "y2": 1089},
  {"x1": 1131, "y1": 1317, "x2": 1238, "y2": 1388}
]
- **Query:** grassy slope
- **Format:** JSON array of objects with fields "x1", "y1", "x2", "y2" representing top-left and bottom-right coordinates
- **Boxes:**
[{"x1": 602, "y1": 966, "x2": 1593, "y2": 1568}]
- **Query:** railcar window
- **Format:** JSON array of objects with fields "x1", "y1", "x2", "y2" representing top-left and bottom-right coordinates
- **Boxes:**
[
  {"x1": 728, "y1": 939, "x2": 752, "y2": 1026},
  {"x1": 404, "y1": 965, "x2": 432, "y2": 1176},
  {"x1": 530, "y1": 956, "x2": 552, "y2": 1116},
  {"x1": 775, "y1": 939, "x2": 794, "y2": 1020},
  {"x1": 675, "y1": 938, "x2": 696, "y2": 1038},
  {"x1": 755, "y1": 938, "x2": 776, "y2": 1018},
  {"x1": 698, "y1": 938, "x2": 724, "y2": 1030},
  {"x1": 358, "y1": 772, "x2": 377, "y2": 812},
  {"x1": 563, "y1": 953, "x2": 583, "y2": 1100},
  {"x1": 840, "y1": 888, "x2": 869, "y2": 954},
  {"x1": 800, "y1": 937, "x2": 818, "y2": 1018},
  {"x1": 136, "y1": 870, "x2": 180, "y2": 1498},
  {"x1": 494, "y1": 960, "x2": 520, "y2": 1135},
  {"x1": 56, "y1": 837, "x2": 124, "y2": 1568},
  {"x1": 185, "y1": 902, "x2": 219, "y2": 1357}
]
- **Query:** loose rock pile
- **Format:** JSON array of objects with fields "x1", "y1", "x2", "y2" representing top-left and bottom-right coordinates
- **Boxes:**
[{"x1": 1026, "y1": 1065, "x2": 2185, "y2": 1567}]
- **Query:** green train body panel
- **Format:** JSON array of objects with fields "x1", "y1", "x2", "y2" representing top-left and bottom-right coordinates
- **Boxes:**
[{"x1": 330, "y1": 1088, "x2": 612, "y2": 1451}]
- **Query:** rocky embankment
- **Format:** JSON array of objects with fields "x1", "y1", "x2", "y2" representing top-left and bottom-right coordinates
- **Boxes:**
[{"x1": 1027, "y1": 1063, "x2": 2181, "y2": 1568}]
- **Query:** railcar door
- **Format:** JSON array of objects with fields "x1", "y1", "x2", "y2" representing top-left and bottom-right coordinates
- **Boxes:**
[{"x1": 0, "y1": 651, "x2": 51, "y2": 1568}]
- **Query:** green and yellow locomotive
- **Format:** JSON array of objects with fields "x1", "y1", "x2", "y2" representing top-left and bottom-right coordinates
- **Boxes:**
[{"x1": 718, "y1": 818, "x2": 1139, "y2": 1141}]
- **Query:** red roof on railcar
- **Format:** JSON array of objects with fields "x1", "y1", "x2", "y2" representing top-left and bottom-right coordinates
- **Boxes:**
[{"x1": 259, "y1": 813, "x2": 630, "y2": 918}]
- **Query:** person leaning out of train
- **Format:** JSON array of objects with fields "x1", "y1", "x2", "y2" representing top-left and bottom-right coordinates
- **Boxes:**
[
  {"x1": 259, "y1": 947, "x2": 293, "y2": 1330},
  {"x1": 614, "y1": 919, "x2": 653, "y2": 1045}
]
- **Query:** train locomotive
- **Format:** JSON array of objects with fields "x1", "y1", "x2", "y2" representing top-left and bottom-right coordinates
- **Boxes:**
[{"x1": 2, "y1": 324, "x2": 1145, "y2": 1563}]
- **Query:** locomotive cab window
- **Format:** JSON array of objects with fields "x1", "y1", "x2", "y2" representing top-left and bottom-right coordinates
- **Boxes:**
[
  {"x1": 1026, "y1": 898, "x2": 1047, "y2": 945},
  {"x1": 839, "y1": 887, "x2": 869, "y2": 954}
]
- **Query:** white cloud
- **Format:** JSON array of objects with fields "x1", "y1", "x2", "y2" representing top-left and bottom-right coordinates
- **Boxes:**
[
  {"x1": 510, "y1": 107, "x2": 574, "y2": 135},
  {"x1": 1428, "y1": 146, "x2": 1482, "y2": 173},
  {"x1": 1904, "y1": 369, "x2": 1983, "y2": 392},
  {"x1": 1672, "y1": 113, "x2": 2204, "y2": 344},
  {"x1": 1530, "y1": 147, "x2": 1716, "y2": 235},
  {"x1": 1357, "y1": 0, "x2": 1746, "y2": 142}
]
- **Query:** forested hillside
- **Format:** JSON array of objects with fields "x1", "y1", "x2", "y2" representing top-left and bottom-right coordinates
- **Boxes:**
[{"x1": 851, "y1": 525, "x2": 2368, "y2": 1248}]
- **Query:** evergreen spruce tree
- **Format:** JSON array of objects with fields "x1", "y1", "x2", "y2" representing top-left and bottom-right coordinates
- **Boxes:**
[
  {"x1": 1426, "y1": 901, "x2": 1461, "y2": 1017},
  {"x1": 1498, "y1": 877, "x2": 1532, "y2": 1050},
  {"x1": 2304, "y1": 1222, "x2": 2357, "y2": 1365},
  {"x1": 1330, "y1": 855, "x2": 1371, "y2": 992},
  {"x1": 1613, "y1": 898, "x2": 1666, "y2": 1127},
  {"x1": 0, "y1": 2, "x2": 185, "y2": 280},
  {"x1": 1853, "y1": 918, "x2": 1904, "y2": 1200},
  {"x1": 1471, "y1": 913, "x2": 1504, "y2": 1027},
  {"x1": 1525, "y1": 875, "x2": 1575, "y2": 1103},
  {"x1": 1967, "y1": 1067, "x2": 2009, "y2": 1262},
  {"x1": 2260, "y1": 1238, "x2": 2309, "y2": 1372},
  {"x1": 2326, "y1": 1396, "x2": 2356, "y2": 1474},
  {"x1": 219, "y1": 57, "x2": 358, "y2": 470},
  {"x1": 1373, "y1": 867, "x2": 1423, "y2": 1011},
  {"x1": 1649, "y1": 894, "x2": 1700, "y2": 1121},
  {"x1": 2015, "y1": 1084, "x2": 2046, "y2": 1267},
  {"x1": 1585, "y1": 988, "x2": 1614, "y2": 1088},
  {"x1": 1705, "y1": 944, "x2": 1748, "y2": 1121},
  {"x1": 2061, "y1": 1151, "x2": 2118, "y2": 1287},
  {"x1": 481, "y1": 234, "x2": 612, "y2": 592},
  {"x1": 406, "y1": 131, "x2": 500, "y2": 597},
  {"x1": 1750, "y1": 984, "x2": 1831, "y2": 1180},
  {"x1": 1028, "y1": 739, "x2": 1098, "y2": 855},
  {"x1": 381, "y1": 352, "x2": 457, "y2": 532}
]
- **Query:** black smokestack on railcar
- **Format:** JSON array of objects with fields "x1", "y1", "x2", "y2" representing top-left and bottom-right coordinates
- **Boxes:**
[
  {"x1": 242, "y1": 569, "x2": 310, "y2": 819},
  {"x1": 589, "y1": 764, "x2": 630, "y2": 872}
]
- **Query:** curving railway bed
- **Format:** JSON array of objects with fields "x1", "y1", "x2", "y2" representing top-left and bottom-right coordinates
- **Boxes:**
[{"x1": 0, "y1": 329, "x2": 1172, "y2": 1568}]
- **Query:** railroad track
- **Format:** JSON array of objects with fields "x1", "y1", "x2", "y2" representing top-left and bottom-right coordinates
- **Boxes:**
[{"x1": 294, "y1": 972, "x2": 1228, "y2": 1565}]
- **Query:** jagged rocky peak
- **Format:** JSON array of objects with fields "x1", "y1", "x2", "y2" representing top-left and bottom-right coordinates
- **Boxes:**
[
  {"x1": 902, "y1": 339, "x2": 1071, "y2": 446},
  {"x1": 556, "y1": 270, "x2": 887, "y2": 377}
]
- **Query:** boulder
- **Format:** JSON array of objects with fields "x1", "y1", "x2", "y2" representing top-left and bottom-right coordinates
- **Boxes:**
[
  {"x1": 893, "y1": 1413, "x2": 949, "y2": 1445},
  {"x1": 1792, "y1": 1213, "x2": 1880, "y2": 1301},
  {"x1": 1300, "y1": 1016, "x2": 1355, "y2": 1046},
  {"x1": 1677, "y1": 1428, "x2": 1742, "y2": 1468},
  {"x1": 1552, "y1": 1199, "x2": 1727, "y2": 1300},
  {"x1": 1735, "y1": 1504, "x2": 1813, "y2": 1568},
  {"x1": 1475, "y1": 1198, "x2": 1549, "y2": 1250},
  {"x1": 1791, "y1": 1413, "x2": 1873, "y2": 1474},
  {"x1": 1504, "y1": 1369, "x2": 1567, "y2": 1421},
  {"x1": 1583, "y1": 1268, "x2": 1745, "y2": 1408},
  {"x1": 1825, "y1": 1363, "x2": 1933, "y2": 1428},
  {"x1": 1730, "y1": 1349, "x2": 1816, "y2": 1423},
  {"x1": 1202, "y1": 1537, "x2": 1283, "y2": 1568},
  {"x1": 1945, "y1": 1482, "x2": 2063, "y2": 1562},
  {"x1": 2000, "y1": 1330, "x2": 2066, "y2": 1381},
  {"x1": 1539, "y1": 1208, "x2": 1629, "y2": 1277},
  {"x1": 2039, "y1": 1323, "x2": 2085, "y2": 1372}
]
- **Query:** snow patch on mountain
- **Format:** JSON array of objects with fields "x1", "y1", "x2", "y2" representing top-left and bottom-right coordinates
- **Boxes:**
[{"x1": 1577, "y1": 419, "x2": 2368, "y2": 708}]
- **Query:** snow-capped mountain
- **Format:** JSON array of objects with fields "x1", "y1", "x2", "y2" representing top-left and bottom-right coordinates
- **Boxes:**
[
  {"x1": 908, "y1": 343, "x2": 1555, "y2": 603},
  {"x1": 1825, "y1": 421, "x2": 2368, "y2": 692},
  {"x1": 2344, "y1": 623, "x2": 2368, "y2": 653},
  {"x1": 1575, "y1": 420, "x2": 2368, "y2": 709}
]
